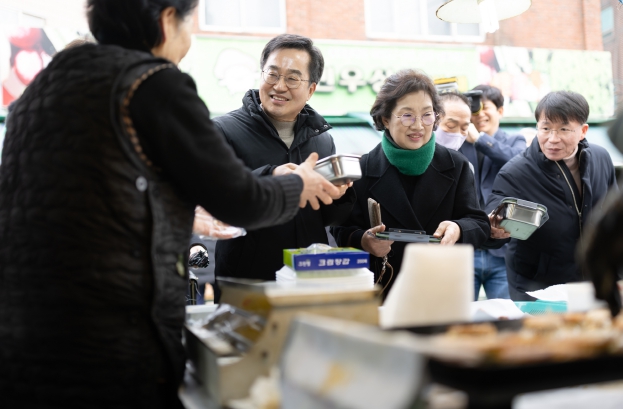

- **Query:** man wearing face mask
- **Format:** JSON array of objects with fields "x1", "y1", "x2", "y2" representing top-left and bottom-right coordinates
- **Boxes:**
[
  {"x1": 459, "y1": 85, "x2": 526, "y2": 300},
  {"x1": 436, "y1": 92, "x2": 472, "y2": 152}
]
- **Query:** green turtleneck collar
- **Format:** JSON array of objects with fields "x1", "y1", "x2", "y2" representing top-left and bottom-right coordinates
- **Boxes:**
[{"x1": 381, "y1": 131, "x2": 435, "y2": 176}]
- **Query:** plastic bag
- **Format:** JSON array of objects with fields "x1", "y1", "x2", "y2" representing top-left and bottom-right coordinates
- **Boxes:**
[{"x1": 193, "y1": 206, "x2": 247, "y2": 240}]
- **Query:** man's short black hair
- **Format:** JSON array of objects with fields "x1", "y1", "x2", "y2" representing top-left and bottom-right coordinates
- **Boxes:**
[
  {"x1": 471, "y1": 84, "x2": 504, "y2": 109},
  {"x1": 535, "y1": 91, "x2": 590, "y2": 125},
  {"x1": 370, "y1": 69, "x2": 444, "y2": 131},
  {"x1": 87, "y1": 0, "x2": 198, "y2": 52},
  {"x1": 260, "y1": 34, "x2": 324, "y2": 85}
]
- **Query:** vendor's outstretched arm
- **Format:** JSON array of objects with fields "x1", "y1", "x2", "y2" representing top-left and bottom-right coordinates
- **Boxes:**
[{"x1": 129, "y1": 68, "x2": 335, "y2": 229}]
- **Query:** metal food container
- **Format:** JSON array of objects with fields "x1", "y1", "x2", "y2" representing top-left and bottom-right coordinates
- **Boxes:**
[
  {"x1": 314, "y1": 154, "x2": 362, "y2": 185},
  {"x1": 493, "y1": 197, "x2": 549, "y2": 240}
]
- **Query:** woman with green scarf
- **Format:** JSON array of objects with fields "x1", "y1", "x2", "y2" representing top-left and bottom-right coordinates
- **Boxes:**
[{"x1": 332, "y1": 69, "x2": 490, "y2": 297}]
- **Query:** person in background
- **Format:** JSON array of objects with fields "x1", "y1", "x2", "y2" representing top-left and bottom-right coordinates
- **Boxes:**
[
  {"x1": 0, "y1": 0, "x2": 340, "y2": 407},
  {"x1": 486, "y1": 91, "x2": 617, "y2": 301},
  {"x1": 459, "y1": 84, "x2": 526, "y2": 300},
  {"x1": 213, "y1": 34, "x2": 355, "y2": 288},
  {"x1": 435, "y1": 92, "x2": 472, "y2": 152},
  {"x1": 332, "y1": 69, "x2": 489, "y2": 297}
]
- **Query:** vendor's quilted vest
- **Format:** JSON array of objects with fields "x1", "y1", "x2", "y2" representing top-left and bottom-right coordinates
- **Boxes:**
[{"x1": 0, "y1": 44, "x2": 194, "y2": 406}]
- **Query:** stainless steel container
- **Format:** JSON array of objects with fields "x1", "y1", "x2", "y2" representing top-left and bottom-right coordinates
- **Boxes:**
[
  {"x1": 314, "y1": 154, "x2": 362, "y2": 185},
  {"x1": 494, "y1": 198, "x2": 549, "y2": 240}
]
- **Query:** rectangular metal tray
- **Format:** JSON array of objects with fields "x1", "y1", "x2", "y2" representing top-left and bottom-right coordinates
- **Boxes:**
[
  {"x1": 494, "y1": 197, "x2": 549, "y2": 240},
  {"x1": 375, "y1": 228, "x2": 440, "y2": 243},
  {"x1": 314, "y1": 154, "x2": 362, "y2": 185}
]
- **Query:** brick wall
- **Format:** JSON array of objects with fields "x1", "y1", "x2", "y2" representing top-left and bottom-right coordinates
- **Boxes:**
[
  {"x1": 286, "y1": 0, "x2": 367, "y2": 40},
  {"x1": 484, "y1": 0, "x2": 603, "y2": 51},
  {"x1": 195, "y1": 0, "x2": 603, "y2": 52}
]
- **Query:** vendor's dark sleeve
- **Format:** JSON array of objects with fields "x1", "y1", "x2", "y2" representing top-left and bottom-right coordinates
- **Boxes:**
[{"x1": 128, "y1": 68, "x2": 302, "y2": 229}]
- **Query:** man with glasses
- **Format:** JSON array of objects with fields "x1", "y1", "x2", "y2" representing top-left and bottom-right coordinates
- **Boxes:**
[
  {"x1": 212, "y1": 34, "x2": 355, "y2": 290},
  {"x1": 459, "y1": 85, "x2": 526, "y2": 301},
  {"x1": 485, "y1": 91, "x2": 617, "y2": 300}
]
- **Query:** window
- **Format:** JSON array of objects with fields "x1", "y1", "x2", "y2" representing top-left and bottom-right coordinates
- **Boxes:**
[
  {"x1": 365, "y1": 0, "x2": 483, "y2": 41},
  {"x1": 601, "y1": 6, "x2": 614, "y2": 35},
  {"x1": 199, "y1": 0, "x2": 286, "y2": 33}
]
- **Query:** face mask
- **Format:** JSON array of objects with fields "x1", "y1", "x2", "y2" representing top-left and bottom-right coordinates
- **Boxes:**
[{"x1": 435, "y1": 129, "x2": 467, "y2": 151}]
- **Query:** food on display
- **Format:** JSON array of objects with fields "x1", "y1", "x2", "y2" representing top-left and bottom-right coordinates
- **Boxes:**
[{"x1": 424, "y1": 309, "x2": 623, "y2": 366}]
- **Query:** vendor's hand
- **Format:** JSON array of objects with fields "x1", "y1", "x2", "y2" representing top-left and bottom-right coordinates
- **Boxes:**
[
  {"x1": 489, "y1": 212, "x2": 511, "y2": 239},
  {"x1": 273, "y1": 163, "x2": 298, "y2": 176},
  {"x1": 433, "y1": 221, "x2": 461, "y2": 245},
  {"x1": 465, "y1": 123, "x2": 480, "y2": 144},
  {"x1": 293, "y1": 152, "x2": 341, "y2": 210},
  {"x1": 361, "y1": 224, "x2": 393, "y2": 257},
  {"x1": 192, "y1": 206, "x2": 244, "y2": 240}
]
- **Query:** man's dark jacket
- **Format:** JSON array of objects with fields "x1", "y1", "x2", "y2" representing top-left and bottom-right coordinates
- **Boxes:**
[
  {"x1": 332, "y1": 142, "x2": 490, "y2": 295},
  {"x1": 214, "y1": 90, "x2": 356, "y2": 281},
  {"x1": 485, "y1": 137, "x2": 617, "y2": 295}
]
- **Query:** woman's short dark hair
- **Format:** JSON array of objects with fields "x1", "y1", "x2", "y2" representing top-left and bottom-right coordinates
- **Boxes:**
[
  {"x1": 535, "y1": 91, "x2": 590, "y2": 125},
  {"x1": 87, "y1": 0, "x2": 198, "y2": 52},
  {"x1": 370, "y1": 69, "x2": 444, "y2": 131},
  {"x1": 260, "y1": 34, "x2": 324, "y2": 85},
  {"x1": 471, "y1": 84, "x2": 504, "y2": 109}
]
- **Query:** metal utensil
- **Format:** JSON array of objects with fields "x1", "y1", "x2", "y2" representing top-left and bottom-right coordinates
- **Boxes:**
[
  {"x1": 314, "y1": 154, "x2": 362, "y2": 185},
  {"x1": 492, "y1": 197, "x2": 549, "y2": 240}
]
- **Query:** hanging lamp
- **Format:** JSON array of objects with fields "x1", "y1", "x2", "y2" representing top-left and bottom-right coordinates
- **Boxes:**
[{"x1": 436, "y1": 0, "x2": 532, "y2": 33}]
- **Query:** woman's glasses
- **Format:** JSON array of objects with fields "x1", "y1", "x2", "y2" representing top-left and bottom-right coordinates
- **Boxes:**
[{"x1": 395, "y1": 112, "x2": 437, "y2": 127}]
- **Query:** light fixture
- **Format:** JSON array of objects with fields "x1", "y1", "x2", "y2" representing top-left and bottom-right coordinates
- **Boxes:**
[
  {"x1": 436, "y1": 0, "x2": 532, "y2": 34},
  {"x1": 478, "y1": 0, "x2": 499, "y2": 33}
]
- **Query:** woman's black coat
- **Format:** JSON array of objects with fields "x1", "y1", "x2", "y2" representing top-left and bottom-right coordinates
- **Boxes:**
[{"x1": 332, "y1": 142, "x2": 490, "y2": 294}]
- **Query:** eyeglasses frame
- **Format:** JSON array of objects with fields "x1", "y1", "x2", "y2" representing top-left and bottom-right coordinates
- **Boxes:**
[
  {"x1": 261, "y1": 69, "x2": 311, "y2": 89},
  {"x1": 394, "y1": 112, "x2": 438, "y2": 127}
]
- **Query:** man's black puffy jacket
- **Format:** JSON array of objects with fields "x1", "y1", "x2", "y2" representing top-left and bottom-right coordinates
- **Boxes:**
[
  {"x1": 485, "y1": 137, "x2": 617, "y2": 293},
  {"x1": 214, "y1": 90, "x2": 356, "y2": 281}
]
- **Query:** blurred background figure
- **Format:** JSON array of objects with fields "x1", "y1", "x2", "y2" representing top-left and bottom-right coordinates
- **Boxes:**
[
  {"x1": 459, "y1": 84, "x2": 526, "y2": 300},
  {"x1": 580, "y1": 108, "x2": 623, "y2": 317}
]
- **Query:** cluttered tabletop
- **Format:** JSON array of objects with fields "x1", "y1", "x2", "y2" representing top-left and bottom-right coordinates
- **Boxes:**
[{"x1": 180, "y1": 271, "x2": 623, "y2": 409}]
